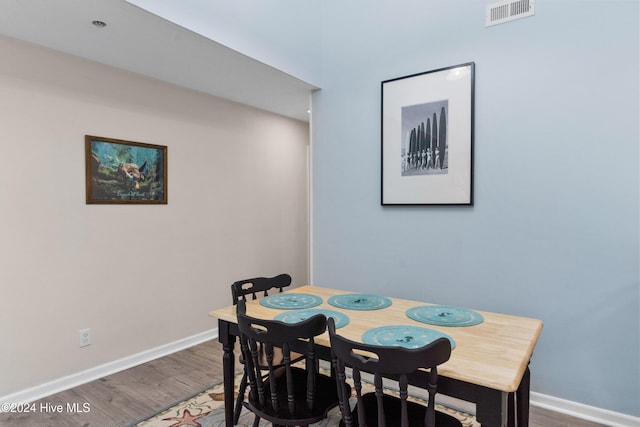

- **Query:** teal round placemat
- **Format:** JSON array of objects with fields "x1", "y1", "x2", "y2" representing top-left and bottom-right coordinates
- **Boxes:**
[
  {"x1": 327, "y1": 294, "x2": 392, "y2": 310},
  {"x1": 259, "y1": 293, "x2": 323, "y2": 310},
  {"x1": 362, "y1": 325, "x2": 456, "y2": 349},
  {"x1": 274, "y1": 309, "x2": 350, "y2": 329},
  {"x1": 406, "y1": 305, "x2": 484, "y2": 327}
]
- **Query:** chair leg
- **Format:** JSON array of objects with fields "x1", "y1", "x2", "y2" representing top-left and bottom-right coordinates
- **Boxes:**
[{"x1": 234, "y1": 372, "x2": 248, "y2": 424}]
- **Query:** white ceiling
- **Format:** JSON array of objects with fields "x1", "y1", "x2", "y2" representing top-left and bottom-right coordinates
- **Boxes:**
[{"x1": 0, "y1": 0, "x2": 317, "y2": 122}]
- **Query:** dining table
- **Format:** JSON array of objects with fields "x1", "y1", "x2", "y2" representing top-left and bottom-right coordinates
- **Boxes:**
[{"x1": 209, "y1": 285, "x2": 543, "y2": 427}]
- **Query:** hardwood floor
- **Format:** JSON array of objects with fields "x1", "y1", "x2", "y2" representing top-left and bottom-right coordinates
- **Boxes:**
[
  {"x1": 0, "y1": 340, "x2": 223, "y2": 427},
  {"x1": 0, "y1": 340, "x2": 608, "y2": 427}
]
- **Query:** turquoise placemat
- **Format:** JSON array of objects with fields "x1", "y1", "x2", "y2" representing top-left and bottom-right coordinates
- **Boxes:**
[
  {"x1": 362, "y1": 325, "x2": 456, "y2": 349},
  {"x1": 274, "y1": 308, "x2": 350, "y2": 329},
  {"x1": 259, "y1": 293, "x2": 323, "y2": 310},
  {"x1": 406, "y1": 305, "x2": 484, "y2": 327},
  {"x1": 327, "y1": 294, "x2": 392, "y2": 310}
]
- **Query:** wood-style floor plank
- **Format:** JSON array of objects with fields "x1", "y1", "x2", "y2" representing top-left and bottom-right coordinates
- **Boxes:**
[{"x1": 0, "y1": 339, "x2": 608, "y2": 427}]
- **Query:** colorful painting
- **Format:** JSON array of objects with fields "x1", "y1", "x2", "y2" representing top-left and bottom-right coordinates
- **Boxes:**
[{"x1": 85, "y1": 135, "x2": 167, "y2": 204}]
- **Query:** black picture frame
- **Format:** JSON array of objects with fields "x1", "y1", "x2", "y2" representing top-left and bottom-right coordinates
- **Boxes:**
[{"x1": 381, "y1": 62, "x2": 474, "y2": 205}]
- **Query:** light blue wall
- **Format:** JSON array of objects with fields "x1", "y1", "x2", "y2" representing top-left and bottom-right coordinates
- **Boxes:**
[{"x1": 312, "y1": 0, "x2": 639, "y2": 417}]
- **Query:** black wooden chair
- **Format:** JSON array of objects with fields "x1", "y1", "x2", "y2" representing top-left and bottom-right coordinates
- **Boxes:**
[
  {"x1": 328, "y1": 317, "x2": 463, "y2": 427},
  {"x1": 231, "y1": 273, "x2": 292, "y2": 305},
  {"x1": 230, "y1": 273, "x2": 305, "y2": 423},
  {"x1": 236, "y1": 300, "x2": 344, "y2": 426}
]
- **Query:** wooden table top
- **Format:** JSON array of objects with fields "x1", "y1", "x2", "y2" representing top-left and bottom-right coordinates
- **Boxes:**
[{"x1": 210, "y1": 285, "x2": 543, "y2": 393}]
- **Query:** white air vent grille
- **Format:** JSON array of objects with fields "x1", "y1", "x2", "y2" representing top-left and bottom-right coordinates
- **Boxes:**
[{"x1": 486, "y1": 0, "x2": 535, "y2": 26}]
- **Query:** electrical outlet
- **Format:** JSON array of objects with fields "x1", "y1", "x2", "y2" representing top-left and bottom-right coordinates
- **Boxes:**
[{"x1": 79, "y1": 328, "x2": 91, "y2": 347}]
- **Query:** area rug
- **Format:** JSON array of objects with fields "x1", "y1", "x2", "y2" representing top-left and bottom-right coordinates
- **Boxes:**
[{"x1": 129, "y1": 373, "x2": 479, "y2": 427}]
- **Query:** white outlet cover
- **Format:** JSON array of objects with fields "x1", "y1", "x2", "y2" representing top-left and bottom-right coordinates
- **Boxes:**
[{"x1": 79, "y1": 328, "x2": 91, "y2": 347}]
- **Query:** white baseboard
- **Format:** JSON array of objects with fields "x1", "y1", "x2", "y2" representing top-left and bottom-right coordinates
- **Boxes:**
[
  {"x1": 531, "y1": 391, "x2": 640, "y2": 427},
  {"x1": 0, "y1": 329, "x2": 219, "y2": 407}
]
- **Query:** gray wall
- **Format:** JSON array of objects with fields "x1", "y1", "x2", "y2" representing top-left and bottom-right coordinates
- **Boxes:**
[{"x1": 311, "y1": 0, "x2": 639, "y2": 417}]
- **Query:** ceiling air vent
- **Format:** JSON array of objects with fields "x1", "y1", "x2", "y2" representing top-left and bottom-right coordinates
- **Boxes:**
[{"x1": 486, "y1": 0, "x2": 535, "y2": 27}]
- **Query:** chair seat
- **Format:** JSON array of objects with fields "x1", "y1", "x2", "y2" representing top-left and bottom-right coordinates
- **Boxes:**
[
  {"x1": 246, "y1": 366, "x2": 345, "y2": 426},
  {"x1": 342, "y1": 392, "x2": 462, "y2": 427}
]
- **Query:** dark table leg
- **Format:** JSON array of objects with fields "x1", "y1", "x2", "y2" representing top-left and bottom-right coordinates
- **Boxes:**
[
  {"x1": 476, "y1": 388, "x2": 509, "y2": 427},
  {"x1": 476, "y1": 366, "x2": 531, "y2": 427},
  {"x1": 517, "y1": 366, "x2": 531, "y2": 427},
  {"x1": 218, "y1": 319, "x2": 236, "y2": 427},
  {"x1": 508, "y1": 392, "x2": 516, "y2": 427}
]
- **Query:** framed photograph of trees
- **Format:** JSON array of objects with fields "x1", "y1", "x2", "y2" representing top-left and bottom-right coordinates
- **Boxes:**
[
  {"x1": 85, "y1": 135, "x2": 167, "y2": 204},
  {"x1": 381, "y1": 63, "x2": 474, "y2": 205}
]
